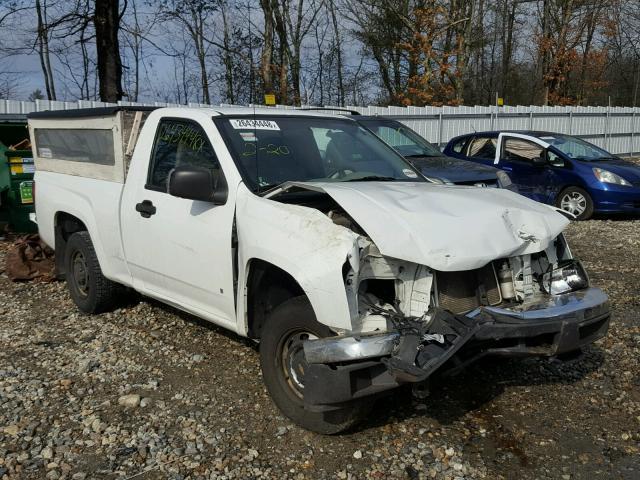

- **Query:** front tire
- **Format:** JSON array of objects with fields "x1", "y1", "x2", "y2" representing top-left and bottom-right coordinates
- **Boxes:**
[
  {"x1": 64, "y1": 231, "x2": 123, "y2": 314},
  {"x1": 259, "y1": 296, "x2": 369, "y2": 434},
  {"x1": 556, "y1": 186, "x2": 594, "y2": 220}
]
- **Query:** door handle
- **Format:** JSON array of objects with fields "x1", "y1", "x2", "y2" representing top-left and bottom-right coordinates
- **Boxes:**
[
  {"x1": 502, "y1": 166, "x2": 513, "y2": 171},
  {"x1": 135, "y1": 200, "x2": 156, "y2": 218}
]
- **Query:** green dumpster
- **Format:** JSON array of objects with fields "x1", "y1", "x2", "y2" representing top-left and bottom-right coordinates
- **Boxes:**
[{"x1": 0, "y1": 121, "x2": 37, "y2": 233}]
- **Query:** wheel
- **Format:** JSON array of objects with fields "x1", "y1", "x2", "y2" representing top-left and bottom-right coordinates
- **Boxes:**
[
  {"x1": 556, "y1": 187, "x2": 594, "y2": 220},
  {"x1": 64, "y1": 231, "x2": 123, "y2": 314},
  {"x1": 259, "y1": 296, "x2": 369, "y2": 434}
]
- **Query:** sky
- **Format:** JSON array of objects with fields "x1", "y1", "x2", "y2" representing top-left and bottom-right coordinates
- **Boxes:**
[{"x1": 0, "y1": 1, "x2": 371, "y2": 105}]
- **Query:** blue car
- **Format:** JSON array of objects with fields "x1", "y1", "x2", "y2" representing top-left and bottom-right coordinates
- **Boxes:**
[
  {"x1": 443, "y1": 131, "x2": 640, "y2": 220},
  {"x1": 355, "y1": 117, "x2": 514, "y2": 189}
]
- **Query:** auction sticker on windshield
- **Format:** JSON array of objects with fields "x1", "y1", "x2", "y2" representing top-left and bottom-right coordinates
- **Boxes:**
[
  {"x1": 403, "y1": 168, "x2": 418, "y2": 178},
  {"x1": 230, "y1": 119, "x2": 280, "y2": 130}
]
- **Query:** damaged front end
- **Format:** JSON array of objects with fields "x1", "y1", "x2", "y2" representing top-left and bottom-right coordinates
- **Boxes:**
[
  {"x1": 267, "y1": 182, "x2": 610, "y2": 409},
  {"x1": 302, "y1": 231, "x2": 610, "y2": 409}
]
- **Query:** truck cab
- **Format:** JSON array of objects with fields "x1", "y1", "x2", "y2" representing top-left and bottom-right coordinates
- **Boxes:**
[{"x1": 28, "y1": 107, "x2": 610, "y2": 433}]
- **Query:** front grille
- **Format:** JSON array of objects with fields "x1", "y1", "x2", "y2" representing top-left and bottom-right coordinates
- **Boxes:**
[{"x1": 436, "y1": 263, "x2": 502, "y2": 314}]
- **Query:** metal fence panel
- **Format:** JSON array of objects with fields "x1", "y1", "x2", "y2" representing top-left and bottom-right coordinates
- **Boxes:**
[{"x1": 1, "y1": 99, "x2": 639, "y2": 155}]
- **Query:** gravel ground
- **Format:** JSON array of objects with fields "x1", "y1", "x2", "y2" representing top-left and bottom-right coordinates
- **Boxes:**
[{"x1": 1, "y1": 219, "x2": 639, "y2": 480}]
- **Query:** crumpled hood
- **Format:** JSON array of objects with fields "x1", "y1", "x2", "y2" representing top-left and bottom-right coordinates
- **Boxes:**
[{"x1": 279, "y1": 181, "x2": 570, "y2": 271}]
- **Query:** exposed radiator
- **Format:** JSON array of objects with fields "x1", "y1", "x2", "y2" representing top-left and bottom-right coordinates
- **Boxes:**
[{"x1": 436, "y1": 263, "x2": 502, "y2": 314}]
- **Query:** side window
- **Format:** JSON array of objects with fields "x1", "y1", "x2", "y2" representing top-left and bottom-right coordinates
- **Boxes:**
[
  {"x1": 148, "y1": 119, "x2": 221, "y2": 191},
  {"x1": 467, "y1": 136, "x2": 497, "y2": 159},
  {"x1": 502, "y1": 137, "x2": 544, "y2": 163},
  {"x1": 450, "y1": 137, "x2": 467, "y2": 154},
  {"x1": 548, "y1": 150, "x2": 565, "y2": 167}
]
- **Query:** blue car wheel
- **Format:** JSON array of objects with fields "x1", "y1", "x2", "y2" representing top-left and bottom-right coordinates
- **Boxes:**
[{"x1": 556, "y1": 186, "x2": 594, "y2": 220}]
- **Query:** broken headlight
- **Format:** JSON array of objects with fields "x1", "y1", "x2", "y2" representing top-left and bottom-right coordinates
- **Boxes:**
[{"x1": 542, "y1": 260, "x2": 589, "y2": 295}]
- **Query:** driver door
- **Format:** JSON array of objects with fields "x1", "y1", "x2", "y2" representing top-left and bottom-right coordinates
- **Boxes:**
[
  {"x1": 497, "y1": 135, "x2": 555, "y2": 203},
  {"x1": 120, "y1": 118, "x2": 237, "y2": 328}
]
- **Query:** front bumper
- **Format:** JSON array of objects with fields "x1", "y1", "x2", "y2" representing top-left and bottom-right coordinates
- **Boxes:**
[
  {"x1": 466, "y1": 287, "x2": 610, "y2": 356},
  {"x1": 590, "y1": 185, "x2": 640, "y2": 213},
  {"x1": 303, "y1": 288, "x2": 610, "y2": 407}
]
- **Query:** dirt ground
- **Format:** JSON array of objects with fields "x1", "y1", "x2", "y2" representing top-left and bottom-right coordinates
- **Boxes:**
[{"x1": 1, "y1": 218, "x2": 639, "y2": 480}]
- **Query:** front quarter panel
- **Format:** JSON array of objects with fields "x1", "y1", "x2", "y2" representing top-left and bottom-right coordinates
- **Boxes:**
[{"x1": 235, "y1": 184, "x2": 360, "y2": 334}]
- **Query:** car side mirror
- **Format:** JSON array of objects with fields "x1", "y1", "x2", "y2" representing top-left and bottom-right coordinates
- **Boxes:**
[
  {"x1": 168, "y1": 165, "x2": 228, "y2": 205},
  {"x1": 531, "y1": 156, "x2": 547, "y2": 167}
]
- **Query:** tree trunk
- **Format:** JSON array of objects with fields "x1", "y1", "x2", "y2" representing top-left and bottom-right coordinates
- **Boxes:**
[
  {"x1": 221, "y1": 6, "x2": 235, "y2": 104},
  {"x1": 272, "y1": 1, "x2": 290, "y2": 104},
  {"x1": 190, "y1": 9, "x2": 211, "y2": 104},
  {"x1": 80, "y1": 28, "x2": 90, "y2": 99},
  {"x1": 94, "y1": 0, "x2": 124, "y2": 102},
  {"x1": 502, "y1": 0, "x2": 516, "y2": 98},
  {"x1": 260, "y1": 0, "x2": 275, "y2": 96},
  {"x1": 540, "y1": 0, "x2": 551, "y2": 105},
  {"x1": 35, "y1": 0, "x2": 56, "y2": 100},
  {"x1": 328, "y1": 0, "x2": 344, "y2": 106},
  {"x1": 130, "y1": 0, "x2": 141, "y2": 102},
  {"x1": 278, "y1": 45, "x2": 288, "y2": 104}
]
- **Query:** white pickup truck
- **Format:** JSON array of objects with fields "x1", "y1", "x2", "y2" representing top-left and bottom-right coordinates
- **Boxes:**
[{"x1": 28, "y1": 106, "x2": 610, "y2": 434}]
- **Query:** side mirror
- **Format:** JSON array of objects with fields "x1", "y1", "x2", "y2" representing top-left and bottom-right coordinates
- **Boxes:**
[
  {"x1": 168, "y1": 165, "x2": 228, "y2": 205},
  {"x1": 531, "y1": 156, "x2": 547, "y2": 167}
]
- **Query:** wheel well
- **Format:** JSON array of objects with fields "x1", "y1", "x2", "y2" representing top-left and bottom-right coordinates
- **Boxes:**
[
  {"x1": 54, "y1": 212, "x2": 88, "y2": 278},
  {"x1": 246, "y1": 260, "x2": 305, "y2": 339},
  {"x1": 554, "y1": 185, "x2": 590, "y2": 205}
]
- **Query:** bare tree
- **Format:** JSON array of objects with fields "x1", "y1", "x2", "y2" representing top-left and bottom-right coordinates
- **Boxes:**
[
  {"x1": 259, "y1": 0, "x2": 276, "y2": 96},
  {"x1": 122, "y1": 0, "x2": 146, "y2": 101},
  {"x1": 35, "y1": 0, "x2": 57, "y2": 100},
  {"x1": 328, "y1": 0, "x2": 344, "y2": 105},
  {"x1": 0, "y1": 0, "x2": 635, "y2": 107},
  {"x1": 94, "y1": 0, "x2": 125, "y2": 101},
  {"x1": 0, "y1": 72, "x2": 20, "y2": 99},
  {"x1": 160, "y1": 0, "x2": 221, "y2": 104}
]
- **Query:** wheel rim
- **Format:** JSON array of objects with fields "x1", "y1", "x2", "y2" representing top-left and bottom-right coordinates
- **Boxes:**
[
  {"x1": 278, "y1": 329, "x2": 318, "y2": 399},
  {"x1": 560, "y1": 191, "x2": 587, "y2": 217},
  {"x1": 71, "y1": 250, "x2": 90, "y2": 297}
]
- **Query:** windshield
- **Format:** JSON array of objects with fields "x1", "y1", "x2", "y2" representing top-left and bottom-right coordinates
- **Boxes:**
[
  {"x1": 359, "y1": 119, "x2": 442, "y2": 157},
  {"x1": 542, "y1": 134, "x2": 616, "y2": 161},
  {"x1": 215, "y1": 116, "x2": 425, "y2": 191}
]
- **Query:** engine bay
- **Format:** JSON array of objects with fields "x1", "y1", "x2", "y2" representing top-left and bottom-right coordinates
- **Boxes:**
[{"x1": 272, "y1": 187, "x2": 586, "y2": 333}]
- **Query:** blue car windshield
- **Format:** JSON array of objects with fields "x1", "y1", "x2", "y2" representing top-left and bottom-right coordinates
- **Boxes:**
[
  {"x1": 215, "y1": 116, "x2": 425, "y2": 192},
  {"x1": 542, "y1": 134, "x2": 615, "y2": 161},
  {"x1": 358, "y1": 119, "x2": 442, "y2": 158}
]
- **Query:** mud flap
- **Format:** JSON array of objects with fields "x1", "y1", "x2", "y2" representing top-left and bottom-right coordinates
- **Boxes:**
[{"x1": 382, "y1": 309, "x2": 481, "y2": 383}]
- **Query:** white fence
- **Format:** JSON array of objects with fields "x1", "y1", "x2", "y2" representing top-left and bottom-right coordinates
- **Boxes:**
[{"x1": 2, "y1": 98, "x2": 639, "y2": 156}]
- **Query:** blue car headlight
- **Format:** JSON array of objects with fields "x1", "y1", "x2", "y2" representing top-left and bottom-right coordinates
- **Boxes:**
[
  {"x1": 593, "y1": 168, "x2": 632, "y2": 186},
  {"x1": 542, "y1": 260, "x2": 589, "y2": 295}
]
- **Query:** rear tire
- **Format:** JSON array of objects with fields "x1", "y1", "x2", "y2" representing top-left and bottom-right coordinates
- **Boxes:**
[
  {"x1": 556, "y1": 186, "x2": 594, "y2": 220},
  {"x1": 259, "y1": 296, "x2": 369, "y2": 434},
  {"x1": 64, "y1": 231, "x2": 123, "y2": 314}
]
